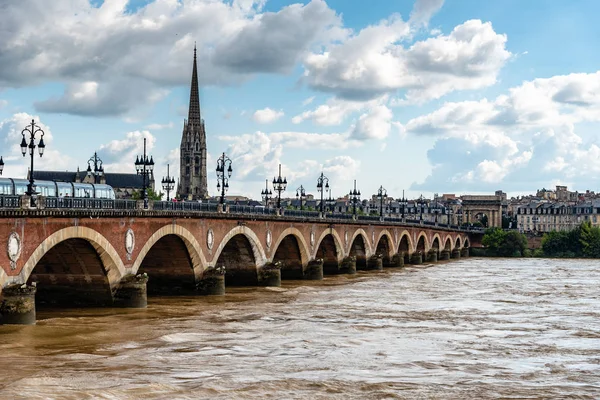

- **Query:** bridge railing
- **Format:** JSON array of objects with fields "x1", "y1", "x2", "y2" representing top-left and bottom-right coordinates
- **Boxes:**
[
  {"x1": 153, "y1": 201, "x2": 219, "y2": 213},
  {"x1": 0, "y1": 195, "x2": 21, "y2": 208},
  {"x1": 283, "y1": 209, "x2": 321, "y2": 218},
  {"x1": 42, "y1": 197, "x2": 137, "y2": 210}
]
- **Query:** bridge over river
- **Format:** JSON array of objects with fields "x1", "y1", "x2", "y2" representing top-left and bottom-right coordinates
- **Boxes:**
[{"x1": 0, "y1": 199, "x2": 483, "y2": 324}]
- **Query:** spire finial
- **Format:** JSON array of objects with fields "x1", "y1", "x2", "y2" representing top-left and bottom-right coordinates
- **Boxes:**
[{"x1": 194, "y1": 41, "x2": 197, "y2": 59}]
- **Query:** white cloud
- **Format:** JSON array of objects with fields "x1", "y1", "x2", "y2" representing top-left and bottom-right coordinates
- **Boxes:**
[
  {"x1": 409, "y1": 0, "x2": 445, "y2": 28},
  {"x1": 350, "y1": 104, "x2": 393, "y2": 140},
  {"x1": 0, "y1": 0, "x2": 342, "y2": 116},
  {"x1": 303, "y1": 18, "x2": 511, "y2": 103},
  {"x1": 302, "y1": 96, "x2": 315, "y2": 106},
  {"x1": 253, "y1": 107, "x2": 284, "y2": 124},
  {"x1": 145, "y1": 122, "x2": 174, "y2": 130},
  {"x1": 98, "y1": 130, "x2": 156, "y2": 174},
  {"x1": 407, "y1": 70, "x2": 600, "y2": 192}
]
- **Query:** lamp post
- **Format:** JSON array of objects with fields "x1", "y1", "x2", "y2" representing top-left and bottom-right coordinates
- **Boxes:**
[
  {"x1": 296, "y1": 185, "x2": 306, "y2": 210},
  {"x1": 86, "y1": 152, "x2": 104, "y2": 184},
  {"x1": 316, "y1": 172, "x2": 330, "y2": 213},
  {"x1": 134, "y1": 138, "x2": 154, "y2": 209},
  {"x1": 400, "y1": 190, "x2": 406, "y2": 219},
  {"x1": 216, "y1": 152, "x2": 233, "y2": 205},
  {"x1": 349, "y1": 180, "x2": 361, "y2": 216},
  {"x1": 377, "y1": 185, "x2": 387, "y2": 217},
  {"x1": 272, "y1": 164, "x2": 287, "y2": 209},
  {"x1": 0, "y1": 156, "x2": 4, "y2": 176},
  {"x1": 261, "y1": 179, "x2": 272, "y2": 207},
  {"x1": 161, "y1": 163, "x2": 176, "y2": 201},
  {"x1": 418, "y1": 194, "x2": 424, "y2": 222},
  {"x1": 20, "y1": 119, "x2": 46, "y2": 207}
]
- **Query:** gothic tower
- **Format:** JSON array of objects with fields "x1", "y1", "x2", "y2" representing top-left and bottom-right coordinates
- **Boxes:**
[{"x1": 177, "y1": 45, "x2": 208, "y2": 200}]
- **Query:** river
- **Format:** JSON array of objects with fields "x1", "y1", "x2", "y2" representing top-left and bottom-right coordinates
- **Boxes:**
[{"x1": 1, "y1": 258, "x2": 599, "y2": 399}]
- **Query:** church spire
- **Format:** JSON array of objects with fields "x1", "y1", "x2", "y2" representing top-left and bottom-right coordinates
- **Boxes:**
[{"x1": 187, "y1": 42, "x2": 201, "y2": 127}]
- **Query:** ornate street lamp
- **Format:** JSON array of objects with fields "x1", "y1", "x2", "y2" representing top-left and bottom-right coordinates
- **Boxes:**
[
  {"x1": 86, "y1": 152, "x2": 104, "y2": 184},
  {"x1": 216, "y1": 152, "x2": 233, "y2": 205},
  {"x1": 316, "y1": 172, "x2": 329, "y2": 213},
  {"x1": 296, "y1": 185, "x2": 306, "y2": 210},
  {"x1": 349, "y1": 180, "x2": 361, "y2": 216},
  {"x1": 161, "y1": 163, "x2": 176, "y2": 201},
  {"x1": 0, "y1": 156, "x2": 4, "y2": 176},
  {"x1": 272, "y1": 164, "x2": 287, "y2": 209},
  {"x1": 20, "y1": 119, "x2": 46, "y2": 207},
  {"x1": 400, "y1": 190, "x2": 406, "y2": 219},
  {"x1": 261, "y1": 179, "x2": 272, "y2": 207},
  {"x1": 377, "y1": 185, "x2": 387, "y2": 217},
  {"x1": 134, "y1": 137, "x2": 154, "y2": 209}
]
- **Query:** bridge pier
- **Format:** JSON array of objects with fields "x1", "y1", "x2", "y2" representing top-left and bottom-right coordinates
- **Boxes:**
[
  {"x1": 305, "y1": 260, "x2": 324, "y2": 280},
  {"x1": 258, "y1": 262, "x2": 281, "y2": 287},
  {"x1": 451, "y1": 249, "x2": 461, "y2": 259},
  {"x1": 461, "y1": 248, "x2": 469, "y2": 257},
  {"x1": 339, "y1": 256, "x2": 357, "y2": 274},
  {"x1": 0, "y1": 284, "x2": 37, "y2": 325},
  {"x1": 113, "y1": 274, "x2": 148, "y2": 308},
  {"x1": 427, "y1": 250, "x2": 438, "y2": 263},
  {"x1": 388, "y1": 253, "x2": 404, "y2": 268},
  {"x1": 439, "y1": 250, "x2": 451, "y2": 260},
  {"x1": 367, "y1": 255, "x2": 383, "y2": 271},
  {"x1": 410, "y1": 252, "x2": 423, "y2": 265},
  {"x1": 196, "y1": 267, "x2": 226, "y2": 295}
]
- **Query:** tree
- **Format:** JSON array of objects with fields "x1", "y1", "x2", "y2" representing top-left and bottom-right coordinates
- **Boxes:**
[
  {"x1": 482, "y1": 227, "x2": 528, "y2": 257},
  {"x1": 131, "y1": 187, "x2": 163, "y2": 201}
]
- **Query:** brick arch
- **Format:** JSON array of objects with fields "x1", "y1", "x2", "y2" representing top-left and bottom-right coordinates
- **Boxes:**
[
  {"x1": 443, "y1": 235, "x2": 453, "y2": 251},
  {"x1": 431, "y1": 233, "x2": 442, "y2": 251},
  {"x1": 463, "y1": 237, "x2": 470, "y2": 248},
  {"x1": 212, "y1": 225, "x2": 267, "y2": 267},
  {"x1": 16, "y1": 226, "x2": 125, "y2": 291},
  {"x1": 397, "y1": 230, "x2": 414, "y2": 254},
  {"x1": 271, "y1": 227, "x2": 310, "y2": 266},
  {"x1": 416, "y1": 231, "x2": 429, "y2": 253},
  {"x1": 271, "y1": 228, "x2": 311, "y2": 279},
  {"x1": 132, "y1": 224, "x2": 208, "y2": 281},
  {"x1": 313, "y1": 229, "x2": 344, "y2": 261},
  {"x1": 375, "y1": 230, "x2": 394, "y2": 258},
  {"x1": 348, "y1": 228, "x2": 372, "y2": 257},
  {"x1": 455, "y1": 236, "x2": 462, "y2": 249}
]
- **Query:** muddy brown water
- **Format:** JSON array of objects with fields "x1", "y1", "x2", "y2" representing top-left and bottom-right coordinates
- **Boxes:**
[{"x1": 1, "y1": 258, "x2": 599, "y2": 399}]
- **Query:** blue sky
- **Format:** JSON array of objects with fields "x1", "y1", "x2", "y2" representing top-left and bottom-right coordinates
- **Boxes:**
[{"x1": 1, "y1": 0, "x2": 600, "y2": 200}]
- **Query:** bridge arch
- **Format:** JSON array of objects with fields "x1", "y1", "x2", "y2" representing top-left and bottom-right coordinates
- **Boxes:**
[
  {"x1": 455, "y1": 236, "x2": 462, "y2": 249},
  {"x1": 463, "y1": 237, "x2": 470, "y2": 248},
  {"x1": 397, "y1": 230, "x2": 414, "y2": 263},
  {"x1": 17, "y1": 226, "x2": 125, "y2": 292},
  {"x1": 348, "y1": 228, "x2": 370, "y2": 270},
  {"x1": 271, "y1": 227, "x2": 311, "y2": 279},
  {"x1": 443, "y1": 235, "x2": 453, "y2": 251},
  {"x1": 416, "y1": 231, "x2": 429, "y2": 253},
  {"x1": 374, "y1": 230, "x2": 394, "y2": 264},
  {"x1": 213, "y1": 226, "x2": 267, "y2": 286},
  {"x1": 431, "y1": 233, "x2": 442, "y2": 251},
  {"x1": 313, "y1": 229, "x2": 344, "y2": 261},
  {"x1": 133, "y1": 224, "x2": 207, "y2": 294}
]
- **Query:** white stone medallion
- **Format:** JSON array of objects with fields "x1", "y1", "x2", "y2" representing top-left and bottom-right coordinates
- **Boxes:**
[
  {"x1": 372, "y1": 230, "x2": 376, "y2": 246},
  {"x1": 125, "y1": 229, "x2": 135, "y2": 261},
  {"x1": 207, "y1": 229, "x2": 215, "y2": 251},
  {"x1": 7, "y1": 231, "x2": 21, "y2": 270},
  {"x1": 344, "y1": 230, "x2": 349, "y2": 246},
  {"x1": 266, "y1": 230, "x2": 272, "y2": 251},
  {"x1": 310, "y1": 230, "x2": 315, "y2": 249}
]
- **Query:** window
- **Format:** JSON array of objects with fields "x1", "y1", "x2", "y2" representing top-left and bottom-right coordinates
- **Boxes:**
[
  {"x1": 186, "y1": 166, "x2": 190, "y2": 175},
  {"x1": 195, "y1": 142, "x2": 199, "y2": 151}
]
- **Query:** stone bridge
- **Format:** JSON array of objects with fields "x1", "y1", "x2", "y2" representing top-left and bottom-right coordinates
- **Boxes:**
[{"x1": 0, "y1": 209, "x2": 482, "y2": 324}]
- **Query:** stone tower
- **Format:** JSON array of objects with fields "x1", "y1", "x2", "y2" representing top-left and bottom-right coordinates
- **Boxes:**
[{"x1": 177, "y1": 45, "x2": 208, "y2": 200}]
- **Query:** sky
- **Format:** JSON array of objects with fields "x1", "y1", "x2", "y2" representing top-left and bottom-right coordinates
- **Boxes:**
[{"x1": 1, "y1": 0, "x2": 600, "y2": 201}]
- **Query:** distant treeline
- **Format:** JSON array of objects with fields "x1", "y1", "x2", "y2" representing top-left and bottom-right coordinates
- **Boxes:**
[{"x1": 475, "y1": 222, "x2": 600, "y2": 258}]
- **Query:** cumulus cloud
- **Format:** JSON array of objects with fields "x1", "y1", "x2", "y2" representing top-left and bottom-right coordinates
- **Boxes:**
[
  {"x1": 253, "y1": 108, "x2": 284, "y2": 124},
  {"x1": 409, "y1": 0, "x2": 445, "y2": 28},
  {"x1": 97, "y1": 130, "x2": 156, "y2": 174},
  {"x1": 407, "y1": 71, "x2": 600, "y2": 192},
  {"x1": 303, "y1": 19, "x2": 511, "y2": 103},
  {"x1": 0, "y1": 0, "x2": 342, "y2": 117}
]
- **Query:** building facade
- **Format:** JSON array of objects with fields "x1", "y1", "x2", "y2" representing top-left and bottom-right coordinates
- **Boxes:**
[{"x1": 177, "y1": 46, "x2": 208, "y2": 200}]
